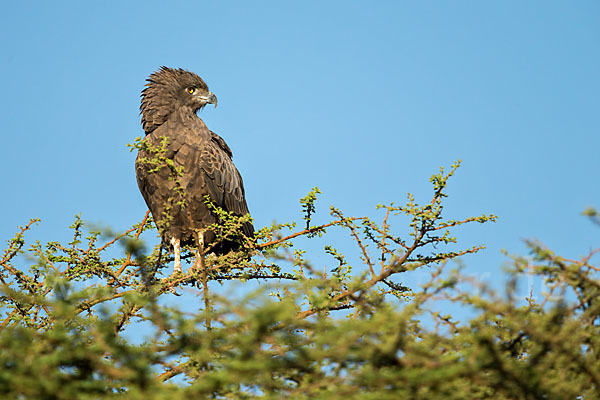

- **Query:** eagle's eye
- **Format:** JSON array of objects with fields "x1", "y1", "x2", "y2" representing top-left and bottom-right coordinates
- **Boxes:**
[{"x1": 187, "y1": 87, "x2": 196, "y2": 94}]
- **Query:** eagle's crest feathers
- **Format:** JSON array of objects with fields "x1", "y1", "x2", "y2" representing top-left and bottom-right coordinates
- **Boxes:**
[{"x1": 140, "y1": 66, "x2": 210, "y2": 134}]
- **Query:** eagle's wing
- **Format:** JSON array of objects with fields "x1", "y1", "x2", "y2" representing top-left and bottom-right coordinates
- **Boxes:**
[
  {"x1": 210, "y1": 130, "x2": 233, "y2": 159},
  {"x1": 172, "y1": 130, "x2": 254, "y2": 238},
  {"x1": 136, "y1": 122, "x2": 254, "y2": 247}
]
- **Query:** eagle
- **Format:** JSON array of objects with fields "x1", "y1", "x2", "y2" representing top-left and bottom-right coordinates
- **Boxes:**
[{"x1": 135, "y1": 66, "x2": 254, "y2": 275}]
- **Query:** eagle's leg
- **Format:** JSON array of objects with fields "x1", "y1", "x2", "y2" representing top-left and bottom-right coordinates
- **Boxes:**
[
  {"x1": 192, "y1": 233, "x2": 205, "y2": 272},
  {"x1": 192, "y1": 232, "x2": 211, "y2": 329},
  {"x1": 170, "y1": 236, "x2": 182, "y2": 275}
]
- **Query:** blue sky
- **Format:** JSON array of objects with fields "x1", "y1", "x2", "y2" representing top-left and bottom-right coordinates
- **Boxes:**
[{"x1": 1, "y1": 2, "x2": 599, "y2": 298}]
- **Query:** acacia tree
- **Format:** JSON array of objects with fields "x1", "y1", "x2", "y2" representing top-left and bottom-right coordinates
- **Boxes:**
[{"x1": 1, "y1": 154, "x2": 598, "y2": 399}]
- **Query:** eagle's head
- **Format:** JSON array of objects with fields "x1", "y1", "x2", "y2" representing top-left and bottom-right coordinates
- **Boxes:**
[{"x1": 140, "y1": 66, "x2": 218, "y2": 134}]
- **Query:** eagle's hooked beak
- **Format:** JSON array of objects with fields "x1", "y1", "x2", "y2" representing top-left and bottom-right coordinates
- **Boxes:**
[{"x1": 201, "y1": 92, "x2": 218, "y2": 108}]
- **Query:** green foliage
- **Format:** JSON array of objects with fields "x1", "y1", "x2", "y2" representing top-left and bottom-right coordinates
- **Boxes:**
[
  {"x1": 299, "y1": 187, "x2": 322, "y2": 231},
  {"x1": 1, "y1": 162, "x2": 599, "y2": 398},
  {"x1": 583, "y1": 206, "x2": 599, "y2": 226}
]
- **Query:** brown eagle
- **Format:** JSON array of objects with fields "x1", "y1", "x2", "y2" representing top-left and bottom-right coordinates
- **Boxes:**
[{"x1": 135, "y1": 67, "x2": 254, "y2": 275}]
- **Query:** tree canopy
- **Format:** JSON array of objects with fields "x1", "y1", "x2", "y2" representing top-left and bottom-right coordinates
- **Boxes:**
[{"x1": 1, "y1": 153, "x2": 598, "y2": 399}]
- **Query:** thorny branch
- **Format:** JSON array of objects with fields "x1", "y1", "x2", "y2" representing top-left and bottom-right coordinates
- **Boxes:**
[{"x1": 0, "y1": 160, "x2": 498, "y2": 383}]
